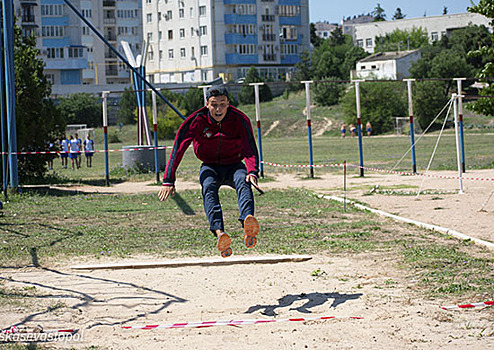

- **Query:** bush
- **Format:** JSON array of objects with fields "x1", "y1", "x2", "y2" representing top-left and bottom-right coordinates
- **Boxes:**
[
  {"x1": 313, "y1": 77, "x2": 346, "y2": 106},
  {"x1": 238, "y1": 67, "x2": 272, "y2": 105}
]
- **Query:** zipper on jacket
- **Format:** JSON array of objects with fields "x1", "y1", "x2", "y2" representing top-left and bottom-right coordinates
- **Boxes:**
[{"x1": 217, "y1": 121, "x2": 222, "y2": 164}]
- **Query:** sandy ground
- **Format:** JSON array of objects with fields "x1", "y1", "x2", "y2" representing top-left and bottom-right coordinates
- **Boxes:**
[{"x1": 2, "y1": 170, "x2": 493, "y2": 349}]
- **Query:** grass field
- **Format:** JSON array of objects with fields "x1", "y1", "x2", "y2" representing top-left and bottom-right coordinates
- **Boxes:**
[{"x1": 1, "y1": 187, "x2": 493, "y2": 300}]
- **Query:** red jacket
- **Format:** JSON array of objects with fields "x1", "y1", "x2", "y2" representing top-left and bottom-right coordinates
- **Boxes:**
[{"x1": 163, "y1": 105, "x2": 259, "y2": 185}]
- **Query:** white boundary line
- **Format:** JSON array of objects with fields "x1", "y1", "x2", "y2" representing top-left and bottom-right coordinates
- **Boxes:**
[{"x1": 319, "y1": 195, "x2": 494, "y2": 250}]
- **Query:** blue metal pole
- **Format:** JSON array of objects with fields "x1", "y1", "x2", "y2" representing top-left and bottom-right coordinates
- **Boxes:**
[
  {"x1": 2, "y1": 0, "x2": 19, "y2": 188},
  {"x1": 456, "y1": 78, "x2": 466, "y2": 173},
  {"x1": 250, "y1": 83, "x2": 264, "y2": 177},
  {"x1": 406, "y1": 79, "x2": 417, "y2": 173},
  {"x1": 0, "y1": 32, "x2": 8, "y2": 193},
  {"x1": 102, "y1": 92, "x2": 110, "y2": 186},
  {"x1": 302, "y1": 81, "x2": 314, "y2": 178},
  {"x1": 62, "y1": 0, "x2": 185, "y2": 120},
  {"x1": 152, "y1": 91, "x2": 160, "y2": 183},
  {"x1": 355, "y1": 81, "x2": 364, "y2": 177}
]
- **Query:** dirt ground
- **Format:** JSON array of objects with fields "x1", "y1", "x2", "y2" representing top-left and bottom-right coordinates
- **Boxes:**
[{"x1": 2, "y1": 170, "x2": 493, "y2": 349}]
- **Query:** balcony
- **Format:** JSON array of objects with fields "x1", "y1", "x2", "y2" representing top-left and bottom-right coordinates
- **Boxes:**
[
  {"x1": 103, "y1": 0, "x2": 116, "y2": 7},
  {"x1": 105, "y1": 34, "x2": 117, "y2": 42},
  {"x1": 263, "y1": 54, "x2": 277, "y2": 61},
  {"x1": 21, "y1": 15, "x2": 36, "y2": 23},
  {"x1": 103, "y1": 18, "x2": 116, "y2": 25},
  {"x1": 279, "y1": 15, "x2": 301, "y2": 26},
  {"x1": 225, "y1": 33, "x2": 257, "y2": 45},
  {"x1": 225, "y1": 53, "x2": 258, "y2": 65},
  {"x1": 261, "y1": 14, "x2": 275, "y2": 22},
  {"x1": 262, "y1": 33, "x2": 276, "y2": 41},
  {"x1": 224, "y1": 14, "x2": 256, "y2": 24}
]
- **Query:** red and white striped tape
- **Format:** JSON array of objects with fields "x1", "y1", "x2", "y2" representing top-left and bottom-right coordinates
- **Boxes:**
[
  {"x1": 262, "y1": 161, "x2": 342, "y2": 169},
  {"x1": 1, "y1": 146, "x2": 170, "y2": 156},
  {"x1": 122, "y1": 315, "x2": 362, "y2": 330},
  {"x1": 2, "y1": 325, "x2": 76, "y2": 334},
  {"x1": 441, "y1": 300, "x2": 494, "y2": 310},
  {"x1": 260, "y1": 161, "x2": 494, "y2": 182}
]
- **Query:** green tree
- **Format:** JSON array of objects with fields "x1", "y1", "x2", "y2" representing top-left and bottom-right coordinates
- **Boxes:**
[
  {"x1": 340, "y1": 81, "x2": 407, "y2": 134},
  {"x1": 310, "y1": 22, "x2": 323, "y2": 48},
  {"x1": 118, "y1": 87, "x2": 138, "y2": 124},
  {"x1": 238, "y1": 67, "x2": 272, "y2": 104},
  {"x1": 375, "y1": 27, "x2": 429, "y2": 52},
  {"x1": 58, "y1": 93, "x2": 102, "y2": 127},
  {"x1": 13, "y1": 25, "x2": 65, "y2": 181},
  {"x1": 412, "y1": 81, "x2": 451, "y2": 129},
  {"x1": 392, "y1": 8, "x2": 406, "y2": 20},
  {"x1": 286, "y1": 50, "x2": 311, "y2": 93},
  {"x1": 466, "y1": 0, "x2": 494, "y2": 116},
  {"x1": 313, "y1": 77, "x2": 346, "y2": 107},
  {"x1": 182, "y1": 87, "x2": 204, "y2": 115},
  {"x1": 372, "y1": 3, "x2": 387, "y2": 22}
]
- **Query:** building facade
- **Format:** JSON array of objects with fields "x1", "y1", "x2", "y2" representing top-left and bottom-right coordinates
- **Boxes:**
[
  {"x1": 354, "y1": 13, "x2": 492, "y2": 53},
  {"x1": 353, "y1": 49, "x2": 421, "y2": 80},
  {"x1": 14, "y1": 0, "x2": 88, "y2": 85},
  {"x1": 81, "y1": 0, "x2": 143, "y2": 85},
  {"x1": 142, "y1": 0, "x2": 310, "y2": 84},
  {"x1": 314, "y1": 21, "x2": 338, "y2": 39}
]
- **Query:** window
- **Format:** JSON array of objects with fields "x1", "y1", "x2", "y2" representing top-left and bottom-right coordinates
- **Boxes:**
[
  {"x1": 199, "y1": 6, "x2": 206, "y2": 16},
  {"x1": 158, "y1": 31, "x2": 162, "y2": 40},
  {"x1": 168, "y1": 30, "x2": 173, "y2": 40},
  {"x1": 180, "y1": 48, "x2": 186, "y2": 58},
  {"x1": 190, "y1": 7, "x2": 193, "y2": 18},
  {"x1": 159, "y1": 50, "x2": 163, "y2": 60},
  {"x1": 148, "y1": 50, "x2": 154, "y2": 61},
  {"x1": 366, "y1": 38, "x2": 372, "y2": 47},
  {"x1": 431, "y1": 32, "x2": 438, "y2": 41},
  {"x1": 191, "y1": 46, "x2": 195, "y2": 58},
  {"x1": 191, "y1": 27, "x2": 195, "y2": 37},
  {"x1": 179, "y1": 8, "x2": 184, "y2": 18},
  {"x1": 278, "y1": 5, "x2": 300, "y2": 17},
  {"x1": 200, "y1": 45, "x2": 208, "y2": 56},
  {"x1": 68, "y1": 47, "x2": 83, "y2": 58},
  {"x1": 280, "y1": 26, "x2": 297, "y2": 40},
  {"x1": 146, "y1": 13, "x2": 152, "y2": 23},
  {"x1": 237, "y1": 44, "x2": 256, "y2": 55},
  {"x1": 166, "y1": 10, "x2": 172, "y2": 20},
  {"x1": 41, "y1": 26, "x2": 64, "y2": 37},
  {"x1": 41, "y1": 4, "x2": 65, "y2": 16},
  {"x1": 356, "y1": 39, "x2": 363, "y2": 47},
  {"x1": 168, "y1": 49, "x2": 174, "y2": 59},
  {"x1": 199, "y1": 26, "x2": 207, "y2": 36},
  {"x1": 158, "y1": 12, "x2": 161, "y2": 21},
  {"x1": 180, "y1": 28, "x2": 185, "y2": 38},
  {"x1": 360, "y1": 65, "x2": 366, "y2": 70},
  {"x1": 147, "y1": 32, "x2": 153, "y2": 42}
]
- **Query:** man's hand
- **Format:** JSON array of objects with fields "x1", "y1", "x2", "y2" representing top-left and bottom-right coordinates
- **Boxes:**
[
  {"x1": 246, "y1": 174, "x2": 264, "y2": 195},
  {"x1": 158, "y1": 185, "x2": 176, "y2": 201}
]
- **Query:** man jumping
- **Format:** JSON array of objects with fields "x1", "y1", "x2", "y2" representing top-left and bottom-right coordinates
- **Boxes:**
[{"x1": 158, "y1": 85, "x2": 261, "y2": 258}]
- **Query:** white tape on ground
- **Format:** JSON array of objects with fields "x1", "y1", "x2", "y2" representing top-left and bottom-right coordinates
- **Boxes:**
[{"x1": 319, "y1": 195, "x2": 494, "y2": 250}]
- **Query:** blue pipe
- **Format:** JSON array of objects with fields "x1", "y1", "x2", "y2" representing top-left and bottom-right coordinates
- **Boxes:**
[
  {"x1": 104, "y1": 127, "x2": 109, "y2": 186},
  {"x1": 357, "y1": 121, "x2": 364, "y2": 177},
  {"x1": 459, "y1": 117, "x2": 466, "y2": 172},
  {"x1": 62, "y1": 0, "x2": 185, "y2": 120},
  {"x1": 0, "y1": 33, "x2": 8, "y2": 192},
  {"x1": 410, "y1": 119, "x2": 417, "y2": 173},
  {"x1": 256, "y1": 122, "x2": 264, "y2": 177},
  {"x1": 2, "y1": 0, "x2": 18, "y2": 188},
  {"x1": 307, "y1": 120, "x2": 314, "y2": 178}
]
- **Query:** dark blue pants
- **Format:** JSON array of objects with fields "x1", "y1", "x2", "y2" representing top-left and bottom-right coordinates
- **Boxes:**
[{"x1": 199, "y1": 163, "x2": 254, "y2": 234}]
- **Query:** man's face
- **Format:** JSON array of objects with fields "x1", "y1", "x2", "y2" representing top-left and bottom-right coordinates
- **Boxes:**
[{"x1": 207, "y1": 95, "x2": 229, "y2": 122}]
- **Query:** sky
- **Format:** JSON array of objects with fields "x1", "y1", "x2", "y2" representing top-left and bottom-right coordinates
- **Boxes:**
[{"x1": 309, "y1": 0, "x2": 475, "y2": 23}]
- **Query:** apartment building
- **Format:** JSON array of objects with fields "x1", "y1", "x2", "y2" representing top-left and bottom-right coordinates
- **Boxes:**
[
  {"x1": 354, "y1": 12, "x2": 492, "y2": 53},
  {"x1": 142, "y1": 0, "x2": 310, "y2": 84},
  {"x1": 14, "y1": 0, "x2": 88, "y2": 85},
  {"x1": 81, "y1": 0, "x2": 143, "y2": 85}
]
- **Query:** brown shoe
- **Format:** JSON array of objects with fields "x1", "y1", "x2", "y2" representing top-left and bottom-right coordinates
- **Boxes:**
[
  {"x1": 217, "y1": 232, "x2": 232, "y2": 258},
  {"x1": 243, "y1": 215, "x2": 259, "y2": 248}
]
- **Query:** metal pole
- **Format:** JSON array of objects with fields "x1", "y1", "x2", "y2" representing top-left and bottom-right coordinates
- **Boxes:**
[
  {"x1": 152, "y1": 90, "x2": 160, "y2": 183},
  {"x1": 405, "y1": 79, "x2": 417, "y2": 173},
  {"x1": 62, "y1": 0, "x2": 185, "y2": 120},
  {"x1": 102, "y1": 92, "x2": 110, "y2": 186},
  {"x1": 453, "y1": 94, "x2": 464, "y2": 194},
  {"x1": 343, "y1": 160, "x2": 347, "y2": 213},
  {"x1": 140, "y1": 65, "x2": 152, "y2": 145},
  {"x1": 2, "y1": 0, "x2": 18, "y2": 189},
  {"x1": 354, "y1": 81, "x2": 364, "y2": 177},
  {"x1": 455, "y1": 78, "x2": 466, "y2": 173},
  {"x1": 0, "y1": 31, "x2": 8, "y2": 195},
  {"x1": 250, "y1": 83, "x2": 264, "y2": 178},
  {"x1": 301, "y1": 81, "x2": 314, "y2": 178}
]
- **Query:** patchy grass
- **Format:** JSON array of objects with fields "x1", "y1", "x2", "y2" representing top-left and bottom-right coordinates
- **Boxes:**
[{"x1": 1, "y1": 188, "x2": 492, "y2": 302}]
